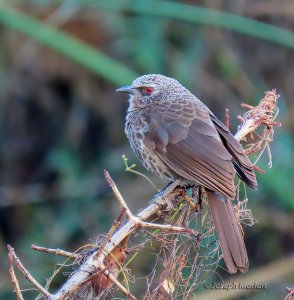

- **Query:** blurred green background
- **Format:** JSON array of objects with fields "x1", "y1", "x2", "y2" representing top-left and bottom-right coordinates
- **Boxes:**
[{"x1": 0, "y1": 1, "x2": 293, "y2": 299}]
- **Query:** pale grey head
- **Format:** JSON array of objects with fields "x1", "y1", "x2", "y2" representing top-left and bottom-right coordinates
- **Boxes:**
[{"x1": 116, "y1": 74, "x2": 191, "y2": 109}]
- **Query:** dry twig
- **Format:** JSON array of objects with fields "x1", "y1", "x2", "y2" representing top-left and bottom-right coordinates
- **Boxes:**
[
  {"x1": 31, "y1": 245, "x2": 78, "y2": 259},
  {"x1": 7, "y1": 245, "x2": 52, "y2": 298},
  {"x1": 8, "y1": 246, "x2": 25, "y2": 300}
]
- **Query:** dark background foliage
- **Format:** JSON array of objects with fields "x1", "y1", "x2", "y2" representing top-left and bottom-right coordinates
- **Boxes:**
[{"x1": 0, "y1": 1, "x2": 293, "y2": 299}]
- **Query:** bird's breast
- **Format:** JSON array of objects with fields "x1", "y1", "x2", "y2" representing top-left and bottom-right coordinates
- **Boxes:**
[{"x1": 125, "y1": 111, "x2": 173, "y2": 178}]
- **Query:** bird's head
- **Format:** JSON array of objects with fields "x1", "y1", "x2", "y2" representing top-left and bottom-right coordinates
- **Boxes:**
[{"x1": 116, "y1": 74, "x2": 188, "y2": 109}]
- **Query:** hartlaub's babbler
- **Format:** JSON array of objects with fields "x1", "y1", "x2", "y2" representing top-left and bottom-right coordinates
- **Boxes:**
[{"x1": 117, "y1": 74, "x2": 257, "y2": 274}]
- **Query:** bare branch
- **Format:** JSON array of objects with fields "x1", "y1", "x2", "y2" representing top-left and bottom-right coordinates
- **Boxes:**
[
  {"x1": 31, "y1": 245, "x2": 78, "y2": 259},
  {"x1": 7, "y1": 245, "x2": 52, "y2": 298},
  {"x1": 104, "y1": 169, "x2": 133, "y2": 219},
  {"x1": 104, "y1": 170, "x2": 194, "y2": 234},
  {"x1": 8, "y1": 245, "x2": 24, "y2": 300},
  {"x1": 51, "y1": 180, "x2": 182, "y2": 299},
  {"x1": 94, "y1": 203, "x2": 125, "y2": 260},
  {"x1": 235, "y1": 89, "x2": 280, "y2": 141}
]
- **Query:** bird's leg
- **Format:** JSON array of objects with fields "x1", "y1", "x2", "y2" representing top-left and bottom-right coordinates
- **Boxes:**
[
  {"x1": 182, "y1": 193, "x2": 197, "y2": 211},
  {"x1": 178, "y1": 184, "x2": 199, "y2": 212},
  {"x1": 191, "y1": 184, "x2": 203, "y2": 211},
  {"x1": 198, "y1": 186, "x2": 206, "y2": 210}
]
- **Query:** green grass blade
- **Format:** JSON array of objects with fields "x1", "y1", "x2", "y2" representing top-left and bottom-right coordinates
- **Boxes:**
[
  {"x1": 0, "y1": 5, "x2": 137, "y2": 85},
  {"x1": 87, "y1": 0, "x2": 294, "y2": 49}
]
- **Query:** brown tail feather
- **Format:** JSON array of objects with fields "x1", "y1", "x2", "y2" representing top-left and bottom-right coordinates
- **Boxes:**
[{"x1": 206, "y1": 191, "x2": 248, "y2": 274}]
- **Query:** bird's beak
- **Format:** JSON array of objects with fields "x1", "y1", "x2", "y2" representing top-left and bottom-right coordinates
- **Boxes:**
[{"x1": 116, "y1": 85, "x2": 134, "y2": 94}]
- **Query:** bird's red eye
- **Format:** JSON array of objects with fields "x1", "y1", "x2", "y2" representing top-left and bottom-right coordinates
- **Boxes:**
[{"x1": 144, "y1": 86, "x2": 153, "y2": 94}]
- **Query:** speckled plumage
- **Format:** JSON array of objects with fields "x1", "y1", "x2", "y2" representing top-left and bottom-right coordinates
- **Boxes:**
[
  {"x1": 126, "y1": 75, "x2": 216, "y2": 173},
  {"x1": 118, "y1": 74, "x2": 257, "y2": 274}
]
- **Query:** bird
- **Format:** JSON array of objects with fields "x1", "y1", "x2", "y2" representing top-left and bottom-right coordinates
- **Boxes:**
[{"x1": 116, "y1": 74, "x2": 257, "y2": 274}]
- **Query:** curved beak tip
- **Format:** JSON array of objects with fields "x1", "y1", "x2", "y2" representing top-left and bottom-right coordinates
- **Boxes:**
[{"x1": 116, "y1": 86, "x2": 133, "y2": 94}]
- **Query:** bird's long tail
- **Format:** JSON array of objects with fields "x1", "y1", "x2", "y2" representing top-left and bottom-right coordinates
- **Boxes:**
[{"x1": 206, "y1": 190, "x2": 248, "y2": 274}]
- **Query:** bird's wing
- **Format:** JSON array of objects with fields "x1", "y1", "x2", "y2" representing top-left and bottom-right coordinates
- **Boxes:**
[
  {"x1": 210, "y1": 114, "x2": 257, "y2": 190},
  {"x1": 143, "y1": 98, "x2": 236, "y2": 198}
]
